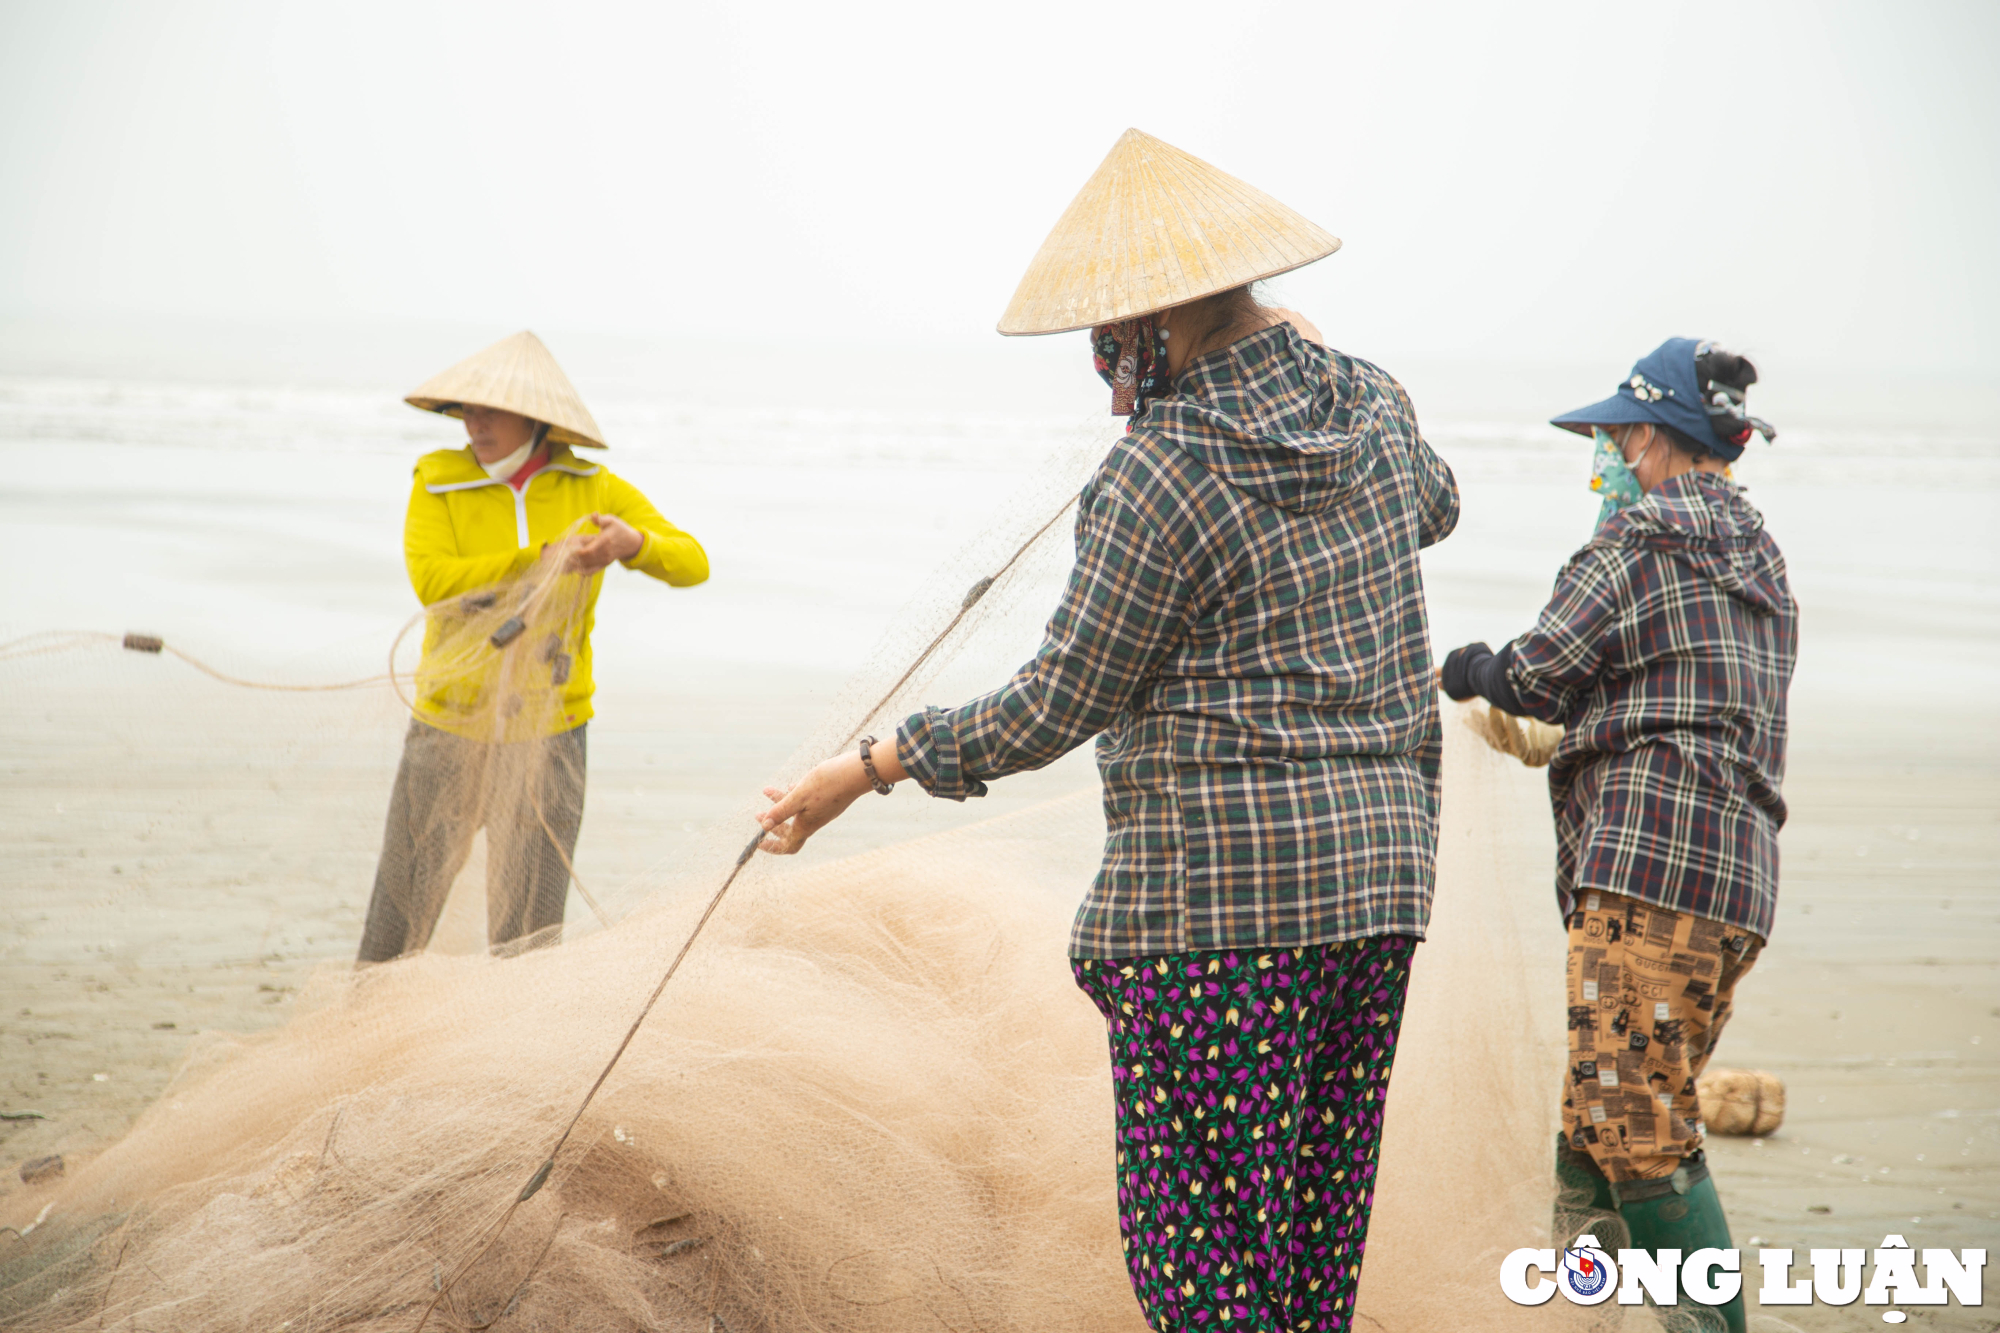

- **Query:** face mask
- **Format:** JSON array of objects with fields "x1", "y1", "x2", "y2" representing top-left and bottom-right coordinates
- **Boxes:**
[
  {"x1": 1091, "y1": 315, "x2": 1167, "y2": 420},
  {"x1": 477, "y1": 423, "x2": 547, "y2": 483},
  {"x1": 480, "y1": 439, "x2": 537, "y2": 483},
  {"x1": 1588, "y1": 427, "x2": 1648, "y2": 527}
]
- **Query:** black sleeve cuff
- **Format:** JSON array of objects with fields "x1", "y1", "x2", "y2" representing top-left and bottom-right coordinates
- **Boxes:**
[{"x1": 1468, "y1": 642, "x2": 1530, "y2": 716}]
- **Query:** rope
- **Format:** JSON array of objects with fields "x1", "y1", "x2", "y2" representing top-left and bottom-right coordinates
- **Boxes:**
[
  {"x1": 0, "y1": 630, "x2": 121, "y2": 662},
  {"x1": 412, "y1": 491, "x2": 1078, "y2": 1331},
  {"x1": 833, "y1": 497, "x2": 1077, "y2": 753},
  {"x1": 7, "y1": 615, "x2": 623, "y2": 947},
  {"x1": 0, "y1": 628, "x2": 416, "y2": 693},
  {"x1": 165, "y1": 643, "x2": 396, "y2": 693}
]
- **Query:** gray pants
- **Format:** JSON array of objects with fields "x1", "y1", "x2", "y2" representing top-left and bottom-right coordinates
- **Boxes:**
[{"x1": 357, "y1": 719, "x2": 587, "y2": 963}]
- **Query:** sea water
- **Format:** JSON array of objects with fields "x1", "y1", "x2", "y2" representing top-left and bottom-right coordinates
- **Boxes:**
[{"x1": 3, "y1": 368, "x2": 1993, "y2": 697}]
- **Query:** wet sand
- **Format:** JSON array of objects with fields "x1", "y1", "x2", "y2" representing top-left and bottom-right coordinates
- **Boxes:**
[
  {"x1": 3, "y1": 667, "x2": 1994, "y2": 1329},
  {"x1": 0, "y1": 660, "x2": 1105, "y2": 1178}
]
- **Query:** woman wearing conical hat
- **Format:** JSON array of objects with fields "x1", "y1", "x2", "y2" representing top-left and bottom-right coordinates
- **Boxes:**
[
  {"x1": 758, "y1": 130, "x2": 1459, "y2": 1331},
  {"x1": 356, "y1": 331, "x2": 709, "y2": 963}
]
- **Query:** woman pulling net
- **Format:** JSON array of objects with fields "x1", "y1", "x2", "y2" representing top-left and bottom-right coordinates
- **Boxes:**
[
  {"x1": 759, "y1": 127, "x2": 1460, "y2": 1333},
  {"x1": 0, "y1": 135, "x2": 1580, "y2": 1333},
  {"x1": 360, "y1": 331, "x2": 709, "y2": 962}
]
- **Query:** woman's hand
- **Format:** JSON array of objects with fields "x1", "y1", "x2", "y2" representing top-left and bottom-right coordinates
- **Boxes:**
[
  {"x1": 757, "y1": 740, "x2": 908, "y2": 855},
  {"x1": 1439, "y1": 641, "x2": 1491, "y2": 702},
  {"x1": 567, "y1": 513, "x2": 645, "y2": 574},
  {"x1": 757, "y1": 754, "x2": 871, "y2": 855}
]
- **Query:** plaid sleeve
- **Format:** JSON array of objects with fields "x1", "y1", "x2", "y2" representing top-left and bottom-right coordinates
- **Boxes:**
[
  {"x1": 1385, "y1": 378, "x2": 1459, "y2": 550},
  {"x1": 1411, "y1": 435, "x2": 1460, "y2": 549},
  {"x1": 897, "y1": 477, "x2": 1198, "y2": 801},
  {"x1": 1505, "y1": 545, "x2": 1630, "y2": 725}
]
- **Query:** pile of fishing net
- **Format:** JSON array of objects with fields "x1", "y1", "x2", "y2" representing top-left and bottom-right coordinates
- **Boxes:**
[{"x1": 0, "y1": 452, "x2": 1590, "y2": 1332}]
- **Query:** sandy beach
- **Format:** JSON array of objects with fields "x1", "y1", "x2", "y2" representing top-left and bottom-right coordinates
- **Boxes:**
[{"x1": 2, "y1": 368, "x2": 1995, "y2": 1328}]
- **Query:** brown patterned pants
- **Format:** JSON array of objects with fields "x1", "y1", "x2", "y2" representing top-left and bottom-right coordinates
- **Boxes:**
[{"x1": 1563, "y1": 890, "x2": 1763, "y2": 1182}]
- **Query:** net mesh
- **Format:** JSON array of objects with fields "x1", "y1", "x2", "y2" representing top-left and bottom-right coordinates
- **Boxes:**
[{"x1": 0, "y1": 424, "x2": 1601, "y2": 1331}]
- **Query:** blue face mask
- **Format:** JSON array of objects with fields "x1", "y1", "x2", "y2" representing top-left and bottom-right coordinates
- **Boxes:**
[{"x1": 1588, "y1": 427, "x2": 1649, "y2": 528}]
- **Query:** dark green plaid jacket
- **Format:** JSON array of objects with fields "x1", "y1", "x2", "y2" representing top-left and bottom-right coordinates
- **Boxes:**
[{"x1": 899, "y1": 324, "x2": 1459, "y2": 958}]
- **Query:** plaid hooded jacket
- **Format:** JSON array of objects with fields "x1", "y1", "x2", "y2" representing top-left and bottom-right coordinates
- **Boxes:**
[
  {"x1": 1504, "y1": 471, "x2": 1798, "y2": 939},
  {"x1": 897, "y1": 324, "x2": 1460, "y2": 959}
]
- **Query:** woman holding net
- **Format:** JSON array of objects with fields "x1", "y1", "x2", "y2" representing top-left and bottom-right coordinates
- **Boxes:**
[
  {"x1": 356, "y1": 331, "x2": 709, "y2": 964},
  {"x1": 1442, "y1": 339, "x2": 1793, "y2": 1333},
  {"x1": 758, "y1": 130, "x2": 1458, "y2": 1332}
]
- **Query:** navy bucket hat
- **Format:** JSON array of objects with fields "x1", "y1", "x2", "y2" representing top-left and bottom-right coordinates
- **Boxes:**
[{"x1": 1552, "y1": 337, "x2": 1776, "y2": 462}]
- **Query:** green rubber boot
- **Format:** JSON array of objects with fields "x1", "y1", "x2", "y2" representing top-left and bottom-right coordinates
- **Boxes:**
[
  {"x1": 1553, "y1": 1134, "x2": 1626, "y2": 1251},
  {"x1": 1615, "y1": 1155, "x2": 1745, "y2": 1333}
]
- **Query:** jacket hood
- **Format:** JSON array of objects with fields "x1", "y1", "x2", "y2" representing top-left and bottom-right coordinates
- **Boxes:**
[
  {"x1": 1136, "y1": 323, "x2": 1393, "y2": 515},
  {"x1": 1599, "y1": 471, "x2": 1788, "y2": 614}
]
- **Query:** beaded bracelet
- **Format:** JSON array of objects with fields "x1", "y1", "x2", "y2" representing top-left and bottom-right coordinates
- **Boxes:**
[{"x1": 858, "y1": 735, "x2": 895, "y2": 795}]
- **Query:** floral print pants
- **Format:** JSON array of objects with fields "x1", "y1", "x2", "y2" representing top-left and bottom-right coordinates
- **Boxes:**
[{"x1": 1073, "y1": 936, "x2": 1416, "y2": 1333}]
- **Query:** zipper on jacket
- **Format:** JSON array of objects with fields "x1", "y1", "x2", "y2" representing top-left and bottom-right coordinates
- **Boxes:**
[{"x1": 424, "y1": 458, "x2": 600, "y2": 547}]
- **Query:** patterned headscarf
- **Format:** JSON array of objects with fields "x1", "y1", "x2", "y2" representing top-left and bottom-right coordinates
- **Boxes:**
[{"x1": 1092, "y1": 316, "x2": 1168, "y2": 420}]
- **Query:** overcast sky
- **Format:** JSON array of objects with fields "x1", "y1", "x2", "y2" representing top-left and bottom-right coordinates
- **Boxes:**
[{"x1": 2, "y1": 0, "x2": 1996, "y2": 388}]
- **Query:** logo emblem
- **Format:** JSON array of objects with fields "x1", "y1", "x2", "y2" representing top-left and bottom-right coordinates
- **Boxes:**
[{"x1": 1559, "y1": 1235, "x2": 1617, "y2": 1304}]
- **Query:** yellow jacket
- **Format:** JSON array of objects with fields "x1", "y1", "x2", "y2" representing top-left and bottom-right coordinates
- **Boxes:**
[{"x1": 404, "y1": 443, "x2": 708, "y2": 736}]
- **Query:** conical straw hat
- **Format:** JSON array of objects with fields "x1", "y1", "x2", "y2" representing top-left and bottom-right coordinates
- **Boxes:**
[
  {"x1": 405, "y1": 330, "x2": 608, "y2": 449},
  {"x1": 999, "y1": 129, "x2": 1341, "y2": 337}
]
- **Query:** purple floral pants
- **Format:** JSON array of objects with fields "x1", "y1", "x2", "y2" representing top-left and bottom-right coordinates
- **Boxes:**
[{"x1": 1074, "y1": 937, "x2": 1416, "y2": 1332}]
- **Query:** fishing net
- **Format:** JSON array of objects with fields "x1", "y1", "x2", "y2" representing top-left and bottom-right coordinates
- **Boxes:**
[{"x1": 0, "y1": 421, "x2": 1596, "y2": 1332}]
